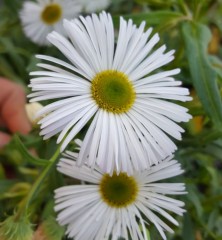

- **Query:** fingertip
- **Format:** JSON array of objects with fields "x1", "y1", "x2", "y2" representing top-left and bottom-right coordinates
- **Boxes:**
[
  {"x1": 1, "y1": 82, "x2": 32, "y2": 135},
  {"x1": 20, "y1": 115, "x2": 32, "y2": 134},
  {"x1": 7, "y1": 108, "x2": 32, "y2": 135}
]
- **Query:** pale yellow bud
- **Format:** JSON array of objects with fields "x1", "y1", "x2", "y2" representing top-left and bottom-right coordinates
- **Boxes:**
[{"x1": 25, "y1": 102, "x2": 44, "y2": 127}]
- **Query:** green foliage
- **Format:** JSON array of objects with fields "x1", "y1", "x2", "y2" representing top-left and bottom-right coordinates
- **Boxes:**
[{"x1": 182, "y1": 22, "x2": 222, "y2": 128}]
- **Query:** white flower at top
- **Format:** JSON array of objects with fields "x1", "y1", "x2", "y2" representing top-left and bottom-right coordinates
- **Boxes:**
[
  {"x1": 20, "y1": 0, "x2": 81, "y2": 45},
  {"x1": 77, "y1": 0, "x2": 111, "y2": 13},
  {"x1": 28, "y1": 12, "x2": 192, "y2": 173},
  {"x1": 54, "y1": 149, "x2": 186, "y2": 240}
]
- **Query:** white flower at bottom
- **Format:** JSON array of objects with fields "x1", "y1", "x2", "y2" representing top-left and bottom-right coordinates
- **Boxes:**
[
  {"x1": 54, "y1": 151, "x2": 186, "y2": 240},
  {"x1": 20, "y1": 0, "x2": 81, "y2": 45}
]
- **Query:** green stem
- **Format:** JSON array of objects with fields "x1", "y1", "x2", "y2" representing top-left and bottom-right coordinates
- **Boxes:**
[
  {"x1": 178, "y1": 0, "x2": 192, "y2": 18},
  {"x1": 25, "y1": 147, "x2": 61, "y2": 214},
  {"x1": 193, "y1": 2, "x2": 202, "y2": 21},
  {"x1": 15, "y1": 146, "x2": 61, "y2": 219}
]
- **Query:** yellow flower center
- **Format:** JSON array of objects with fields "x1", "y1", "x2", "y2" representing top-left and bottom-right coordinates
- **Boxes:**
[
  {"x1": 99, "y1": 172, "x2": 138, "y2": 208},
  {"x1": 91, "y1": 70, "x2": 135, "y2": 114},
  {"x1": 41, "y1": 4, "x2": 62, "y2": 25}
]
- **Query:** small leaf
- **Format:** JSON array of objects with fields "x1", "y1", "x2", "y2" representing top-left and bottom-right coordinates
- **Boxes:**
[
  {"x1": 14, "y1": 135, "x2": 48, "y2": 166},
  {"x1": 182, "y1": 22, "x2": 222, "y2": 128}
]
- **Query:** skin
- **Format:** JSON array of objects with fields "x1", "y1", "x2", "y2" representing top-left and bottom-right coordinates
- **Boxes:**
[{"x1": 0, "y1": 78, "x2": 31, "y2": 148}]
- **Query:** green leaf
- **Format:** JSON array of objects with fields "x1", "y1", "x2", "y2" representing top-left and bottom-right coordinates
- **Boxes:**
[
  {"x1": 209, "y1": 55, "x2": 222, "y2": 82},
  {"x1": 208, "y1": 209, "x2": 219, "y2": 231},
  {"x1": 0, "y1": 56, "x2": 20, "y2": 82},
  {"x1": 135, "y1": 0, "x2": 176, "y2": 8},
  {"x1": 182, "y1": 22, "x2": 222, "y2": 128},
  {"x1": 113, "y1": 11, "x2": 183, "y2": 29},
  {"x1": 0, "y1": 38, "x2": 26, "y2": 78},
  {"x1": 0, "y1": 182, "x2": 31, "y2": 199},
  {"x1": 182, "y1": 213, "x2": 195, "y2": 240},
  {"x1": 205, "y1": 139, "x2": 222, "y2": 160},
  {"x1": 186, "y1": 184, "x2": 203, "y2": 218},
  {"x1": 14, "y1": 135, "x2": 48, "y2": 167},
  {"x1": 206, "y1": 166, "x2": 219, "y2": 190},
  {"x1": 0, "y1": 179, "x2": 17, "y2": 196}
]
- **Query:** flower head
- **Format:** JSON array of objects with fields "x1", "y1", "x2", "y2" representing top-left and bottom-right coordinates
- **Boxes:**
[
  {"x1": 29, "y1": 12, "x2": 191, "y2": 173},
  {"x1": 54, "y1": 150, "x2": 186, "y2": 240},
  {"x1": 20, "y1": 0, "x2": 81, "y2": 45}
]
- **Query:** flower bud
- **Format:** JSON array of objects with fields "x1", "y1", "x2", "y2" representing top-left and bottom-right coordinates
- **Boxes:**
[
  {"x1": 0, "y1": 215, "x2": 33, "y2": 240},
  {"x1": 25, "y1": 102, "x2": 44, "y2": 127}
]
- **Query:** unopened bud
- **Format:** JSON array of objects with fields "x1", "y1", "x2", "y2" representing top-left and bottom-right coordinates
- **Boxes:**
[{"x1": 25, "y1": 102, "x2": 43, "y2": 127}]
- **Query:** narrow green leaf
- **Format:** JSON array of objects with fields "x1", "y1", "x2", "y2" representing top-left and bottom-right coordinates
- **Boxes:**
[
  {"x1": 208, "y1": 209, "x2": 219, "y2": 231},
  {"x1": 14, "y1": 135, "x2": 48, "y2": 166},
  {"x1": 0, "y1": 38, "x2": 26, "y2": 77},
  {"x1": 0, "y1": 56, "x2": 20, "y2": 81},
  {"x1": 0, "y1": 179, "x2": 17, "y2": 196},
  {"x1": 182, "y1": 22, "x2": 222, "y2": 127},
  {"x1": 135, "y1": 0, "x2": 175, "y2": 8},
  {"x1": 186, "y1": 184, "x2": 203, "y2": 218},
  {"x1": 113, "y1": 11, "x2": 183, "y2": 28},
  {"x1": 209, "y1": 55, "x2": 222, "y2": 82},
  {"x1": 182, "y1": 214, "x2": 195, "y2": 240}
]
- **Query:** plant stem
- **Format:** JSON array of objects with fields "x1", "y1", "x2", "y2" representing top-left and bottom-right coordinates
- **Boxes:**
[
  {"x1": 178, "y1": 0, "x2": 192, "y2": 18},
  {"x1": 15, "y1": 146, "x2": 61, "y2": 220}
]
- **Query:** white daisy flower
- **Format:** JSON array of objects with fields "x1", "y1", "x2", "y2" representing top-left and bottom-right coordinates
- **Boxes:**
[
  {"x1": 20, "y1": 0, "x2": 81, "y2": 45},
  {"x1": 55, "y1": 150, "x2": 186, "y2": 240},
  {"x1": 28, "y1": 12, "x2": 192, "y2": 173},
  {"x1": 77, "y1": 0, "x2": 111, "y2": 13}
]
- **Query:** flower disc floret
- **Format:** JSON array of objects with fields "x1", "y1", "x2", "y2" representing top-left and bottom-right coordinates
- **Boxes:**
[
  {"x1": 91, "y1": 70, "x2": 135, "y2": 114},
  {"x1": 99, "y1": 172, "x2": 138, "y2": 207},
  {"x1": 41, "y1": 4, "x2": 62, "y2": 25}
]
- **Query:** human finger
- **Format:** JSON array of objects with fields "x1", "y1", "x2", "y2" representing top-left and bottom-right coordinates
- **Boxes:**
[{"x1": 0, "y1": 78, "x2": 31, "y2": 134}]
